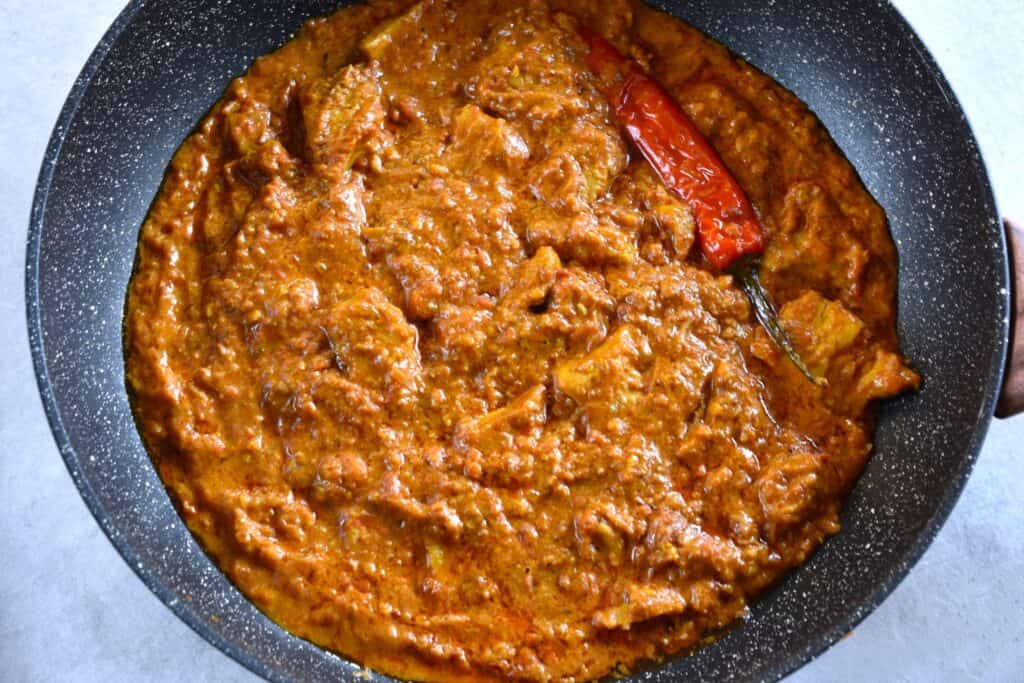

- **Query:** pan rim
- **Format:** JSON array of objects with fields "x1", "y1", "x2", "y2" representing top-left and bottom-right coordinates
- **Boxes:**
[{"x1": 24, "y1": 1, "x2": 1009, "y2": 682}]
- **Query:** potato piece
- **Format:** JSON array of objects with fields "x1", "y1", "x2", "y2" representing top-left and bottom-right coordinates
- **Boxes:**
[
  {"x1": 554, "y1": 324, "x2": 650, "y2": 406},
  {"x1": 358, "y1": 2, "x2": 424, "y2": 61},
  {"x1": 779, "y1": 290, "x2": 865, "y2": 376},
  {"x1": 300, "y1": 65, "x2": 384, "y2": 171}
]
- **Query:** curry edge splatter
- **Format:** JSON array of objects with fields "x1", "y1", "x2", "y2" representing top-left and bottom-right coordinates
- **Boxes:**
[{"x1": 124, "y1": 0, "x2": 918, "y2": 681}]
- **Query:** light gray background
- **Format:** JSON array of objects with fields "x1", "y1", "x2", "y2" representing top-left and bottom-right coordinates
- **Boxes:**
[{"x1": 2, "y1": 1, "x2": 1021, "y2": 681}]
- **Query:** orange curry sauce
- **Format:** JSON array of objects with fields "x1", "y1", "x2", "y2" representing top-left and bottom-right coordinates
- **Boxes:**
[{"x1": 125, "y1": 1, "x2": 918, "y2": 680}]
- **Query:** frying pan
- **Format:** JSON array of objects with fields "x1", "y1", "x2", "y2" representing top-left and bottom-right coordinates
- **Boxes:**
[{"x1": 25, "y1": 0, "x2": 1021, "y2": 681}]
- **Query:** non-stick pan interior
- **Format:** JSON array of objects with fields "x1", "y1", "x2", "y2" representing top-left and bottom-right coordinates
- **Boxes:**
[{"x1": 27, "y1": 1, "x2": 1007, "y2": 681}]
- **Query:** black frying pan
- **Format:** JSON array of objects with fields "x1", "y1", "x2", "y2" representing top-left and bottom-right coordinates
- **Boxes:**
[{"x1": 25, "y1": 1, "x2": 1013, "y2": 681}]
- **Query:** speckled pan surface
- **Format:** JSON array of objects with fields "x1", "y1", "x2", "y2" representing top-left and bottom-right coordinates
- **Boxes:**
[{"x1": 25, "y1": 0, "x2": 1006, "y2": 681}]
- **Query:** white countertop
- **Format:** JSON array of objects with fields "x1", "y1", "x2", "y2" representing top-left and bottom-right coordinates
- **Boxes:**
[{"x1": 1, "y1": 1, "x2": 1022, "y2": 680}]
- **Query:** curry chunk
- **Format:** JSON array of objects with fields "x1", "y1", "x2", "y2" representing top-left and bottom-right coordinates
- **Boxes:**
[
  {"x1": 320, "y1": 288, "x2": 422, "y2": 406},
  {"x1": 454, "y1": 384, "x2": 547, "y2": 455},
  {"x1": 778, "y1": 290, "x2": 918, "y2": 412},
  {"x1": 446, "y1": 104, "x2": 530, "y2": 174},
  {"x1": 850, "y1": 348, "x2": 920, "y2": 413},
  {"x1": 472, "y1": 7, "x2": 589, "y2": 120},
  {"x1": 300, "y1": 65, "x2": 385, "y2": 171},
  {"x1": 593, "y1": 584, "x2": 690, "y2": 630},
  {"x1": 358, "y1": 2, "x2": 424, "y2": 61},
  {"x1": 756, "y1": 450, "x2": 829, "y2": 542},
  {"x1": 489, "y1": 250, "x2": 614, "y2": 394},
  {"x1": 530, "y1": 120, "x2": 628, "y2": 208},
  {"x1": 642, "y1": 506, "x2": 742, "y2": 580},
  {"x1": 779, "y1": 290, "x2": 865, "y2": 377},
  {"x1": 453, "y1": 385, "x2": 547, "y2": 486},
  {"x1": 635, "y1": 165, "x2": 696, "y2": 259},
  {"x1": 527, "y1": 211, "x2": 638, "y2": 267},
  {"x1": 500, "y1": 246, "x2": 562, "y2": 313},
  {"x1": 572, "y1": 500, "x2": 641, "y2": 565},
  {"x1": 555, "y1": 324, "x2": 650, "y2": 409},
  {"x1": 222, "y1": 96, "x2": 273, "y2": 157}
]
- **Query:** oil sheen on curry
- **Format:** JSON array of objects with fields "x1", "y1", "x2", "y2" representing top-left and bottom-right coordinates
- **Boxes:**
[{"x1": 125, "y1": 0, "x2": 919, "y2": 680}]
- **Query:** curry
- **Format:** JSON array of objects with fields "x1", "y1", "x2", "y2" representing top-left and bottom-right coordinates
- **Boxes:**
[{"x1": 124, "y1": 0, "x2": 919, "y2": 680}]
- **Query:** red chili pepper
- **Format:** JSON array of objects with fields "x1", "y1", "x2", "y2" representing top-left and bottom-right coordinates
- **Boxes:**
[{"x1": 579, "y1": 26, "x2": 764, "y2": 271}]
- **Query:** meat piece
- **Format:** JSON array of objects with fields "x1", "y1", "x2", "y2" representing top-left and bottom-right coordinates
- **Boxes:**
[
  {"x1": 643, "y1": 353, "x2": 713, "y2": 427},
  {"x1": 453, "y1": 385, "x2": 546, "y2": 488},
  {"x1": 573, "y1": 501, "x2": 639, "y2": 565},
  {"x1": 489, "y1": 251, "x2": 614, "y2": 393},
  {"x1": 530, "y1": 120, "x2": 627, "y2": 207},
  {"x1": 554, "y1": 324, "x2": 650, "y2": 407},
  {"x1": 850, "y1": 348, "x2": 920, "y2": 413},
  {"x1": 776, "y1": 290, "x2": 918, "y2": 413},
  {"x1": 643, "y1": 507, "x2": 742, "y2": 581},
  {"x1": 454, "y1": 384, "x2": 547, "y2": 455},
  {"x1": 446, "y1": 104, "x2": 530, "y2": 174},
  {"x1": 472, "y1": 8, "x2": 589, "y2": 121},
  {"x1": 499, "y1": 246, "x2": 562, "y2": 313},
  {"x1": 370, "y1": 471, "x2": 466, "y2": 539},
  {"x1": 545, "y1": 267, "x2": 615, "y2": 350},
  {"x1": 637, "y1": 165, "x2": 696, "y2": 258},
  {"x1": 321, "y1": 288, "x2": 422, "y2": 406},
  {"x1": 756, "y1": 450, "x2": 828, "y2": 542},
  {"x1": 312, "y1": 450, "x2": 369, "y2": 502},
  {"x1": 223, "y1": 98, "x2": 273, "y2": 157},
  {"x1": 527, "y1": 210, "x2": 637, "y2": 267},
  {"x1": 300, "y1": 65, "x2": 385, "y2": 171},
  {"x1": 265, "y1": 278, "x2": 321, "y2": 323},
  {"x1": 358, "y1": 2, "x2": 424, "y2": 61},
  {"x1": 387, "y1": 252, "x2": 443, "y2": 321},
  {"x1": 762, "y1": 181, "x2": 871, "y2": 304},
  {"x1": 593, "y1": 584, "x2": 689, "y2": 630},
  {"x1": 433, "y1": 302, "x2": 494, "y2": 365},
  {"x1": 779, "y1": 290, "x2": 865, "y2": 376}
]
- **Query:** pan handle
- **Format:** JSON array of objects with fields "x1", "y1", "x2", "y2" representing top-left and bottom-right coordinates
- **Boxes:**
[{"x1": 997, "y1": 218, "x2": 1024, "y2": 418}]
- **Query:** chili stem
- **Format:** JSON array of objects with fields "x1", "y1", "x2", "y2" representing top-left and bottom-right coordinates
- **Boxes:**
[{"x1": 732, "y1": 259, "x2": 823, "y2": 385}]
